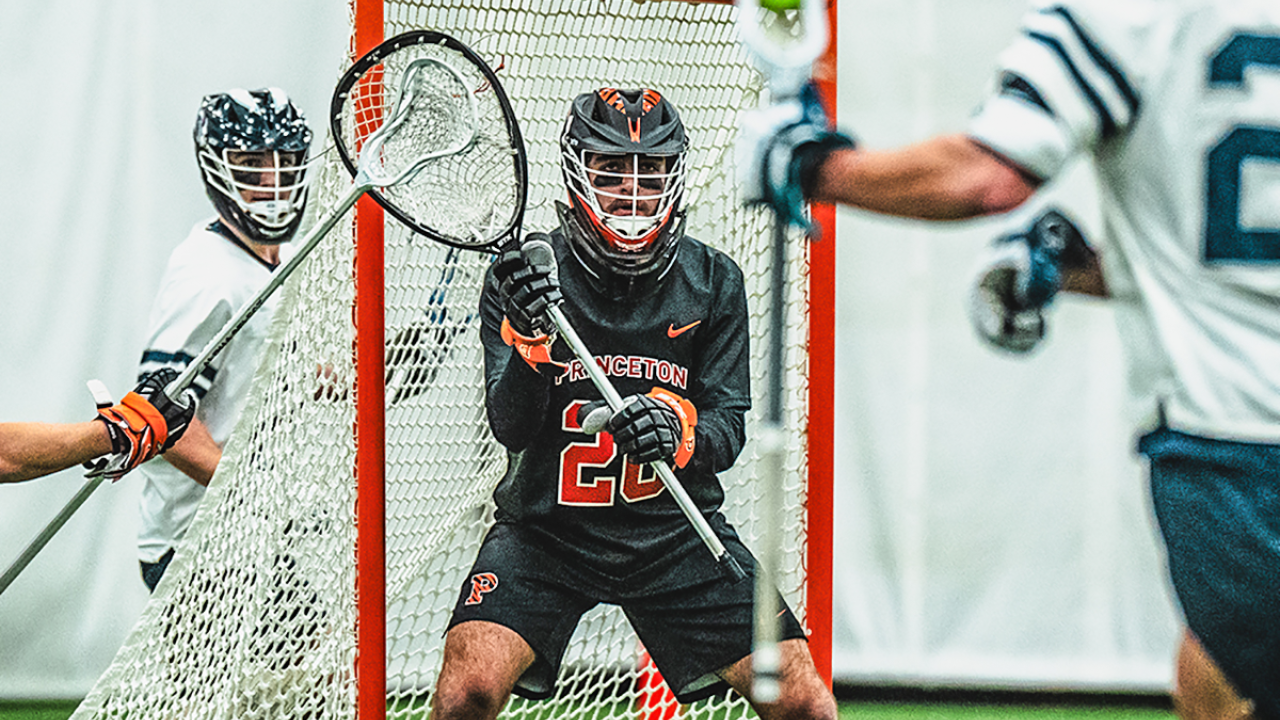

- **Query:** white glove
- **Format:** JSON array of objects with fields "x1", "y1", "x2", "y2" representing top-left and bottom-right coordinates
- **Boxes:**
[
  {"x1": 736, "y1": 82, "x2": 855, "y2": 230},
  {"x1": 967, "y1": 209, "x2": 1092, "y2": 355},
  {"x1": 968, "y1": 241, "x2": 1047, "y2": 354}
]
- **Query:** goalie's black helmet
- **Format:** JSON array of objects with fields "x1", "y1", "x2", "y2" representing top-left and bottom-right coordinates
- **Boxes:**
[
  {"x1": 560, "y1": 88, "x2": 688, "y2": 298},
  {"x1": 194, "y1": 87, "x2": 313, "y2": 245}
]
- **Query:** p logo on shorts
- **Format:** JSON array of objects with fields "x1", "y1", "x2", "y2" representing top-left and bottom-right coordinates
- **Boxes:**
[{"x1": 464, "y1": 572, "x2": 499, "y2": 605}]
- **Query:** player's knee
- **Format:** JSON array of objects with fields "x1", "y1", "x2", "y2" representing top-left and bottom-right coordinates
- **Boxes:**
[
  {"x1": 754, "y1": 681, "x2": 837, "y2": 720},
  {"x1": 752, "y1": 686, "x2": 834, "y2": 717},
  {"x1": 430, "y1": 673, "x2": 511, "y2": 720}
]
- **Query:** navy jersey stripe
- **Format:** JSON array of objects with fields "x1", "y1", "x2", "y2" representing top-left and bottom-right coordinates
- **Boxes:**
[
  {"x1": 1048, "y1": 5, "x2": 1141, "y2": 117},
  {"x1": 998, "y1": 71, "x2": 1055, "y2": 116},
  {"x1": 1027, "y1": 29, "x2": 1118, "y2": 139}
]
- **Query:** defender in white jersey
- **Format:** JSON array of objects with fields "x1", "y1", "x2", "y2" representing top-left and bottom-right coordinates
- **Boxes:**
[
  {"x1": 739, "y1": 0, "x2": 1280, "y2": 716},
  {"x1": 135, "y1": 88, "x2": 311, "y2": 591}
]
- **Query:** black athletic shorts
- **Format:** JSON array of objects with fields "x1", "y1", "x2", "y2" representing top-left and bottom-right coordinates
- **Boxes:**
[{"x1": 447, "y1": 520, "x2": 806, "y2": 703}]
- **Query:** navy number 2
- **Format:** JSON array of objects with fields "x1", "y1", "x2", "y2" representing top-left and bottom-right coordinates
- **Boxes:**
[{"x1": 1204, "y1": 34, "x2": 1280, "y2": 262}]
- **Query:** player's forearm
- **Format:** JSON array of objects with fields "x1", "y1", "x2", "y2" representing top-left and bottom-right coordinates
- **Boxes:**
[
  {"x1": 0, "y1": 421, "x2": 112, "y2": 484},
  {"x1": 810, "y1": 134, "x2": 1037, "y2": 220},
  {"x1": 161, "y1": 417, "x2": 220, "y2": 486},
  {"x1": 686, "y1": 407, "x2": 746, "y2": 476},
  {"x1": 485, "y1": 353, "x2": 551, "y2": 451}
]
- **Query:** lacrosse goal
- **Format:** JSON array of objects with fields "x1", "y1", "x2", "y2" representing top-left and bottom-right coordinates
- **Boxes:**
[{"x1": 71, "y1": 2, "x2": 835, "y2": 719}]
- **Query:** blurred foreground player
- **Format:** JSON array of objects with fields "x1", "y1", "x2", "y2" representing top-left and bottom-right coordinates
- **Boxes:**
[{"x1": 739, "y1": 0, "x2": 1280, "y2": 716}]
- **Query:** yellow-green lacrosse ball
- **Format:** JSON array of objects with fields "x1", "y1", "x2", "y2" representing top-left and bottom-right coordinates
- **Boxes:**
[{"x1": 759, "y1": 0, "x2": 801, "y2": 11}]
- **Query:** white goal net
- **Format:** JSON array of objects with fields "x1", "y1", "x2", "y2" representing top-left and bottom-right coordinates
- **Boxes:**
[{"x1": 72, "y1": 2, "x2": 822, "y2": 719}]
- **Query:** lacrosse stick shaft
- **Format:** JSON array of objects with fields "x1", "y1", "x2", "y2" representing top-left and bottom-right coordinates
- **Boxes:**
[
  {"x1": 0, "y1": 182, "x2": 368, "y2": 598},
  {"x1": 735, "y1": 0, "x2": 831, "y2": 700},
  {"x1": 166, "y1": 181, "x2": 369, "y2": 400},
  {"x1": 0, "y1": 181, "x2": 369, "y2": 599},
  {"x1": 752, "y1": 215, "x2": 790, "y2": 703},
  {"x1": 545, "y1": 304, "x2": 748, "y2": 583},
  {"x1": 0, "y1": 476, "x2": 106, "y2": 595}
]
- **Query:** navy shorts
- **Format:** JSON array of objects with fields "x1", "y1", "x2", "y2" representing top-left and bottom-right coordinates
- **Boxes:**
[
  {"x1": 447, "y1": 520, "x2": 806, "y2": 703},
  {"x1": 140, "y1": 547, "x2": 176, "y2": 592},
  {"x1": 1141, "y1": 427, "x2": 1280, "y2": 719}
]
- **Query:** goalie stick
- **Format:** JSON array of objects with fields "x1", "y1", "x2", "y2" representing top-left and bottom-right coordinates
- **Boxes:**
[
  {"x1": 332, "y1": 30, "x2": 749, "y2": 583},
  {"x1": 736, "y1": 0, "x2": 830, "y2": 701},
  {"x1": 0, "y1": 31, "x2": 506, "y2": 597}
]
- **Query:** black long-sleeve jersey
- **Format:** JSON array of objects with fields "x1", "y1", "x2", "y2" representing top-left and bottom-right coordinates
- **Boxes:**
[{"x1": 480, "y1": 227, "x2": 752, "y2": 575}]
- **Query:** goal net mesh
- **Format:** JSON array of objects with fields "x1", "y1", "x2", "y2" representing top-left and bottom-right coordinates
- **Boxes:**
[{"x1": 72, "y1": 2, "x2": 815, "y2": 719}]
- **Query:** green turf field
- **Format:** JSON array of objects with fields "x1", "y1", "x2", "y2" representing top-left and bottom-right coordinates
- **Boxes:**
[{"x1": 0, "y1": 699, "x2": 1177, "y2": 720}]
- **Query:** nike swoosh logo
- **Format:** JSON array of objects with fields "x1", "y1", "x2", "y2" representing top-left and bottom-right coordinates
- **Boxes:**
[{"x1": 667, "y1": 320, "x2": 701, "y2": 338}]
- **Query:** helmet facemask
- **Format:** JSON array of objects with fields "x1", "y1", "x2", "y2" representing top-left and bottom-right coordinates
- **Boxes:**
[
  {"x1": 197, "y1": 148, "x2": 311, "y2": 243},
  {"x1": 558, "y1": 88, "x2": 690, "y2": 284},
  {"x1": 563, "y1": 149, "x2": 686, "y2": 271}
]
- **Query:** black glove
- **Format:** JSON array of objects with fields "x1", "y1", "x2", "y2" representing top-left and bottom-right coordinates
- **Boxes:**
[
  {"x1": 87, "y1": 368, "x2": 196, "y2": 480},
  {"x1": 137, "y1": 369, "x2": 196, "y2": 451},
  {"x1": 582, "y1": 394, "x2": 683, "y2": 466},
  {"x1": 494, "y1": 235, "x2": 562, "y2": 338}
]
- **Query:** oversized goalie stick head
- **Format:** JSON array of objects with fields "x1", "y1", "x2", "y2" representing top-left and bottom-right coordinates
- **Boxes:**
[
  {"x1": 194, "y1": 87, "x2": 314, "y2": 245},
  {"x1": 560, "y1": 88, "x2": 688, "y2": 297}
]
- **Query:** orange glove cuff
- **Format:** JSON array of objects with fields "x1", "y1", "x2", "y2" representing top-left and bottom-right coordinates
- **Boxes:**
[
  {"x1": 645, "y1": 387, "x2": 698, "y2": 468},
  {"x1": 501, "y1": 317, "x2": 564, "y2": 371}
]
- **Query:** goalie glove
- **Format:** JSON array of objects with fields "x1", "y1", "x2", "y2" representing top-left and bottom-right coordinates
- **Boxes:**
[
  {"x1": 85, "y1": 368, "x2": 196, "y2": 481},
  {"x1": 494, "y1": 236, "x2": 562, "y2": 339},
  {"x1": 968, "y1": 209, "x2": 1092, "y2": 355},
  {"x1": 737, "y1": 81, "x2": 856, "y2": 232},
  {"x1": 578, "y1": 388, "x2": 698, "y2": 468}
]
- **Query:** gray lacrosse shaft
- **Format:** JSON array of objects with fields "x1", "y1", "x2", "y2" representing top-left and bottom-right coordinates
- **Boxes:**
[
  {"x1": 736, "y1": 0, "x2": 830, "y2": 701},
  {"x1": 522, "y1": 240, "x2": 747, "y2": 583},
  {"x1": 167, "y1": 55, "x2": 476, "y2": 402},
  {"x1": 166, "y1": 181, "x2": 368, "y2": 401},
  {"x1": 0, "y1": 54, "x2": 478, "y2": 598},
  {"x1": 751, "y1": 216, "x2": 790, "y2": 703},
  {"x1": 0, "y1": 187, "x2": 366, "y2": 599},
  {"x1": 0, "y1": 476, "x2": 106, "y2": 595}
]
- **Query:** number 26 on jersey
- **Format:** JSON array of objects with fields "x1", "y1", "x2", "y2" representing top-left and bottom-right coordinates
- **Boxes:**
[{"x1": 557, "y1": 399, "x2": 665, "y2": 506}]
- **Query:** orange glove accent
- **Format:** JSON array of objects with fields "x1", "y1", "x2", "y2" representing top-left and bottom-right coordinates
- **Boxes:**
[
  {"x1": 94, "y1": 392, "x2": 169, "y2": 480},
  {"x1": 645, "y1": 387, "x2": 698, "y2": 469},
  {"x1": 501, "y1": 317, "x2": 566, "y2": 371}
]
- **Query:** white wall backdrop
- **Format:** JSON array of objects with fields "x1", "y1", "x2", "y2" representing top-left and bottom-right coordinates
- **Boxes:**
[{"x1": 0, "y1": 0, "x2": 1179, "y2": 700}]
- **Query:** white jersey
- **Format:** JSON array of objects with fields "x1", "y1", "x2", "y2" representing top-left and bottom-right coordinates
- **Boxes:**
[
  {"x1": 135, "y1": 219, "x2": 290, "y2": 563},
  {"x1": 968, "y1": 0, "x2": 1280, "y2": 442}
]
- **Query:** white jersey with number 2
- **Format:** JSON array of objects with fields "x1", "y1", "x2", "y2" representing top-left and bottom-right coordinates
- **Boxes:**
[{"x1": 968, "y1": 0, "x2": 1280, "y2": 442}]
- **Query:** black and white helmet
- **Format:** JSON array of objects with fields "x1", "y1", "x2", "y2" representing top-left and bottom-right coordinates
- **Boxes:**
[
  {"x1": 560, "y1": 88, "x2": 688, "y2": 293},
  {"x1": 194, "y1": 87, "x2": 313, "y2": 245}
]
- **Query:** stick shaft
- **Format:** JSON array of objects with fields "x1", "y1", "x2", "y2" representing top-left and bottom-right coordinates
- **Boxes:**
[
  {"x1": 0, "y1": 181, "x2": 369, "y2": 598},
  {"x1": 167, "y1": 181, "x2": 369, "y2": 400},
  {"x1": 752, "y1": 212, "x2": 790, "y2": 703}
]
